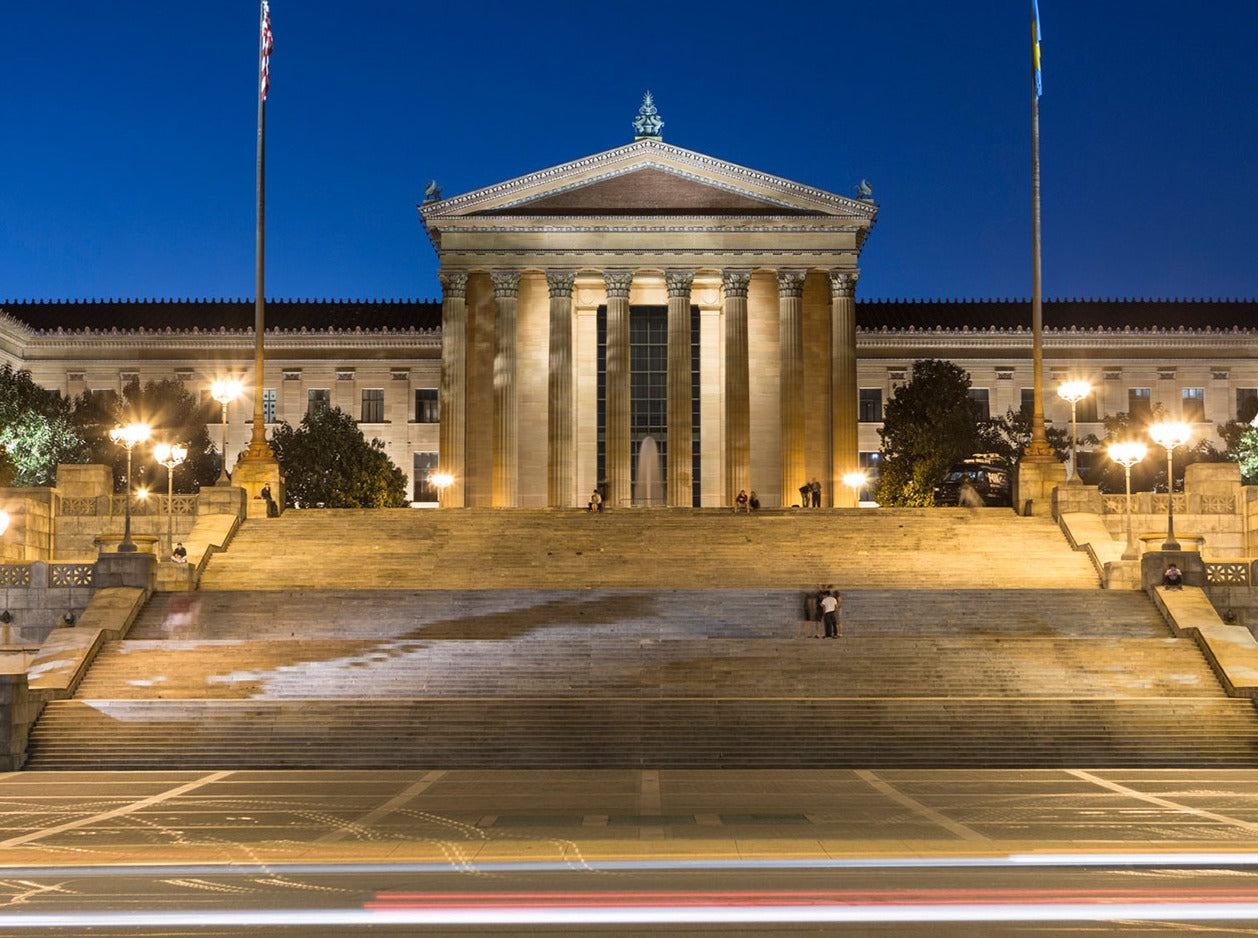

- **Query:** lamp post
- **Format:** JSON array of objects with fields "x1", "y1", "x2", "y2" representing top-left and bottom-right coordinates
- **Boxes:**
[
  {"x1": 108, "y1": 422, "x2": 151, "y2": 553},
  {"x1": 1057, "y1": 380, "x2": 1092, "y2": 484},
  {"x1": 841, "y1": 470, "x2": 868, "y2": 506},
  {"x1": 1107, "y1": 441, "x2": 1147, "y2": 561},
  {"x1": 1148, "y1": 421, "x2": 1192, "y2": 552},
  {"x1": 153, "y1": 442, "x2": 188, "y2": 557},
  {"x1": 210, "y1": 379, "x2": 244, "y2": 485}
]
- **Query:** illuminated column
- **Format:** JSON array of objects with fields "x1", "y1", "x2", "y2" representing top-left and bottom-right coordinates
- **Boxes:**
[
  {"x1": 491, "y1": 270, "x2": 521, "y2": 507},
  {"x1": 437, "y1": 270, "x2": 468, "y2": 507},
  {"x1": 722, "y1": 270, "x2": 752, "y2": 506},
  {"x1": 778, "y1": 270, "x2": 807, "y2": 507},
  {"x1": 830, "y1": 270, "x2": 859, "y2": 508},
  {"x1": 604, "y1": 270, "x2": 634, "y2": 509},
  {"x1": 547, "y1": 271, "x2": 577, "y2": 508},
  {"x1": 666, "y1": 269, "x2": 694, "y2": 508}
]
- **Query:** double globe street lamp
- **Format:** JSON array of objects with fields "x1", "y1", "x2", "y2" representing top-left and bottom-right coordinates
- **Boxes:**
[
  {"x1": 1106, "y1": 441, "x2": 1147, "y2": 561},
  {"x1": 1148, "y1": 421, "x2": 1193, "y2": 552},
  {"x1": 108, "y1": 422, "x2": 151, "y2": 553},
  {"x1": 153, "y1": 442, "x2": 188, "y2": 557},
  {"x1": 210, "y1": 379, "x2": 244, "y2": 486},
  {"x1": 1057, "y1": 380, "x2": 1092, "y2": 484}
]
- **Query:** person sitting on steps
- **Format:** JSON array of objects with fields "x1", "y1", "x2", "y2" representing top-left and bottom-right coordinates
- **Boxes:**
[
  {"x1": 587, "y1": 490, "x2": 603, "y2": 512},
  {"x1": 171, "y1": 542, "x2": 188, "y2": 564},
  {"x1": 735, "y1": 489, "x2": 749, "y2": 512},
  {"x1": 1162, "y1": 563, "x2": 1183, "y2": 590}
]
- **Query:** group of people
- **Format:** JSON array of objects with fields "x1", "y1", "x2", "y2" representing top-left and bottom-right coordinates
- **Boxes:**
[
  {"x1": 734, "y1": 489, "x2": 761, "y2": 512},
  {"x1": 797, "y1": 478, "x2": 822, "y2": 508},
  {"x1": 802, "y1": 587, "x2": 842, "y2": 638}
]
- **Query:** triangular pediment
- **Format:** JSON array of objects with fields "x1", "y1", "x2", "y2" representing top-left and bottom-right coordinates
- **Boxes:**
[
  {"x1": 421, "y1": 139, "x2": 876, "y2": 222},
  {"x1": 482, "y1": 167, "x2": 823, "y2": 217}
]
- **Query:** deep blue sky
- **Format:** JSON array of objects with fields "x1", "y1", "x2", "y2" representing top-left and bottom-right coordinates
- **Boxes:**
[{"x1": 2, "y1": 1, "x2": 1254, "y2": 304}]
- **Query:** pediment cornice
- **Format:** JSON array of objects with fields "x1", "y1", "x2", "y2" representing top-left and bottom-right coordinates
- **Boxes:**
[{"x1": 421, "y1": 140, "x2": 877, "y2": 222}]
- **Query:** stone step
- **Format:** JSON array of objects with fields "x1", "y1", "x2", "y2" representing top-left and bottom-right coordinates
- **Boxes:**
[
  {"x1": 26, "y1": 698, "x2": 1258, "y2": 769},
  {"x1": 198, "y1": 508, "x2": 1100, "y2": 591}
]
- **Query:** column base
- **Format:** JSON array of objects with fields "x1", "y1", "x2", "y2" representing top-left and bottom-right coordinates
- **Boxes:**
[
  {"x1": 1016, "y1": 460, "x2": 1067, "y2": 517},
  {"x1": 231, "y1": 457, "x2": 284, "y2": 519}
]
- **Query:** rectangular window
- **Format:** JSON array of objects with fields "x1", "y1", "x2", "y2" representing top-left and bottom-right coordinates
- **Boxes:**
[
  {"x1": 1076, "y1": 395, "x2": 1098, "y2": 422},
  {"x1": 263, "y1": 388, "x2": 276, "y2": 424},
  {"x1": 361, "y1": 388, "x2": 384, "y2": 423},
  {"x1": 1182, "y1": 388, "x2": 1205, "y2": 423},
  {"x1": 968, "y1": 388, "x2": 990, "y2": 421},
  {"x1": 307, "y1": 388, "x2": 330, "y2": 417},
  {"x1": 858, "y1": 388, "x2": 882, "y2": 423},
  {"x1": 415, "y1": 388, "x2": 439, "y2": 423},
  {"x1": 1128, "y1": 387, "x2": 1152, "y2": 423},
  {"x1": 413, "y1": 452, "x2": 438, "y2": 502},
  {"x1": 1019, "y1": 388, "x2": 1035, "y2": 415},
  {"x1": 1238, "y1": 388, "x2": 1258, "y2": 423}
]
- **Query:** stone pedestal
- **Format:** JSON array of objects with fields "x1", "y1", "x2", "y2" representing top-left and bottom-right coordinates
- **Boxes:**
[
  {"x1": 1052, "y1": 483, "x2": 1103, "y2": 516},
  {"x1": 1141, "y1": 549, "x2": 1204, "y2": 591},
  {"x1": 94, "y1": 552, "x2": 156, "y2": 592},
  {"x1": 1017, "y1": 459, "x2": 1067, "y2": 517},
  {"x1": 231, "y1": 458, "x2": 283, "y2": 519}
]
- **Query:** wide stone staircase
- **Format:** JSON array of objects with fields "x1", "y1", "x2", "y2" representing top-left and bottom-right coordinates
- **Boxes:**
[{"x1": 24, "y1": 509, "x2": 1258, "y2": 769}]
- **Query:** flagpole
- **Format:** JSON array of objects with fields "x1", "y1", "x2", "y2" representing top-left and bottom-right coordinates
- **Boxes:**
[
  {"x1": 246, "y1": 0, "x2": 273, "y2": 460},
  {"x1": 1025, "y1": 0, "x2": 1053, "y2": 461}
]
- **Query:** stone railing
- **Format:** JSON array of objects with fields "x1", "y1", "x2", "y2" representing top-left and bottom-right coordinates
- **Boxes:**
[
  {"x1": 0, "y1": 563, "x2": 95, "y2": 589},
  {"x1": 1101, "y1": 493, "x2": 1233, "y2": 514},
  {"x1": 1205, "y1": 561, "x2": 1253, "y2": 586},
  {"x1": 58, "y1": 495, "x2": 197, "y2": 517}
]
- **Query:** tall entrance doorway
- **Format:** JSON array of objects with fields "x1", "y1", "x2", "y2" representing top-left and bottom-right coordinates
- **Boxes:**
[{"x1": 596, "y1": 305, "x2": 701, "y2": 507}]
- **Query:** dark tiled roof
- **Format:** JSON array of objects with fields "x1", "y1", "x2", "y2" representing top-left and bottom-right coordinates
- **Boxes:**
[
  {"x1": 0, "y1": 298, "x2": 441, "y2": 333},
  {"x1": 2, "y1": 296, "x2": 1253, "y2": 334},
  {"x1": 857, "y1": 297, "x2": 1258, "y2": 331}
]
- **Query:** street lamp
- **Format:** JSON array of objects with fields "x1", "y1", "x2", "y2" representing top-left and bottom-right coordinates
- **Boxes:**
[
  {"x1": 842, "y1": 470, "x2": 868, "y2": 506},
  {"x1": 430, "y1": 471, "x2": 454, "y2": 506},
  {"x1": 1057, "y1": 380, "x2": 1092, "y2": 484},
  {"x1": 1148, "y1": 421, "x2": 1192, "y2": 551},
  {"x1": 153, "y1": 442, "x2": 188, "y2": 557},
  {"x1": 210, "y1": 378, "x2": 244, "y2": 485},
  {"x1": 0, "y1": 509, "x2": 9, "y2": 536},
  {"x1": 108, "y1": 422, "x2": 151, "y2": 553},
  {"x1": 1107, "y1": 441, "x2": 1147, "y2": 561}
]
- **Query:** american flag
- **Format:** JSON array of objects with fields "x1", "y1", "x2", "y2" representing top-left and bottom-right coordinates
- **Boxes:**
[{"x1": 259, "y1": 1, "x2": 273, "y2": 101}]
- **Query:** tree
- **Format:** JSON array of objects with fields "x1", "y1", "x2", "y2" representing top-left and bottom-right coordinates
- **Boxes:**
[
  {"x1": 1220, "y1": 419, "x2": 1258, "y2": 484},
  {"x1": 874, "y1": 360, "x2": 986, "y2": 506},
  {"x1": 71, "y1": 379, "x2": 219, "y2": 493},
  {"x1": 979, "y1": 407, "x2": 1070, "y2": 468},
  {"x1": 0, "y1": 363, "x2": 89, "y2": 486},
  {"x1": 270, "y1": 406, "x2": 409, "y2": 508}
]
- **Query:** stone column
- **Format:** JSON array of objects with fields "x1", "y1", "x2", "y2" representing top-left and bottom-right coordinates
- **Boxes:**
[
  {"x1": 604, "y1": 270, "x2": 634, "y2": 509},
  {"x1": 831, "y1": 271, "x2": 859, "y2": 508},
  {"x1": 778, "y1": 270, "x2": 807, "y2": 507},
  {"x1": 722, "y1": 270, "x2": 752, "y2": 506},
  {"x1": 665, "y1": 269, "x2": 695, "y2": 508},
  {"x1": 490, "y1": 270, "x2": 521, "y2": 508},
  {"x1": 546, "y1": 271, "x2": 577, "y2": 508},
  {"x1": 437, "y1": 270, "x2": 468, "y2": 508}
]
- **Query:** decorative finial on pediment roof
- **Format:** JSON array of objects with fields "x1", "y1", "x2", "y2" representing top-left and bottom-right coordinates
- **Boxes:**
[{"x1": 633, "y1": 91, "x2": 663, "y2": 141}]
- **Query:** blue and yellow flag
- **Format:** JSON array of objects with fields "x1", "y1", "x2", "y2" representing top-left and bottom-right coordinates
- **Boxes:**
[{"x1": 1032, "y1": 0, "x2": 1043, "y2": 97}]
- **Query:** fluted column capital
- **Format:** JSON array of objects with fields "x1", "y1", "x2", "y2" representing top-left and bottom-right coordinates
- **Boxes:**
[
  {"x1": 603, "y1": 270, "x2": 634, "y2": 297},
  {"x1": 830, "y1": 270, "x2": 860, "y2": 298},
  {"x1": 665, "y1": 270, "x2": 695, "y2": 296},
  {"x1": 437, "y1": 270, "x2": 468, "y2": 298},
  {"x1": 776, "y1": 270, "x2": 807, "y2": 297},
  {"x1": 490, "y1": 270, "x2": 522, "y2": 298},
  {"x1": 721, "y1": 270, "x2": 752, "y2": 298},
  {"x1": 545, "y1": 270, "x2": 577, "y2": 297}
]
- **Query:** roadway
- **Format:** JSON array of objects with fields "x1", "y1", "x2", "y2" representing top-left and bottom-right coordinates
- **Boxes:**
[{"x1": 4, "y1": 768, "x2": 1258, "y2": 934}]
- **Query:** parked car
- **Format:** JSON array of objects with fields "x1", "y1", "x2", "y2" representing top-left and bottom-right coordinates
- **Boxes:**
[{"x1": 934, "y1": 455, "x2": 1012, "y2": 507}]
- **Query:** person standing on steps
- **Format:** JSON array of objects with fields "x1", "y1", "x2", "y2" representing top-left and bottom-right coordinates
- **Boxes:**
[
  {"x1": 820, "y1": 589, "x2": 839, "y2": 638},
  {"x1": 799, "y1": 481, "x2": 811, "y2": 508},
  {"x1": 810, "y1": 478, "x2": 822, "y2": 508}
]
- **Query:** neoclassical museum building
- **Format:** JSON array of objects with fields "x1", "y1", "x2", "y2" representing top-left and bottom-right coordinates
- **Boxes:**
[{"x1": 2, "y1": 113, "x2": 1256, "y2": 508}]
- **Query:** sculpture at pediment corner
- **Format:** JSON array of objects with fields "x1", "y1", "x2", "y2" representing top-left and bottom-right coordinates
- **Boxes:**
[{"x1": 423, "y1": 180, "x2": 442, "y2": 203}]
